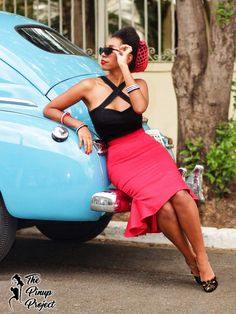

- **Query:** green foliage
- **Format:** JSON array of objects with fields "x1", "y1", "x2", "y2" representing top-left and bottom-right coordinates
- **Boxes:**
[
  {"x1": 205, "y1": 120, "x2": 236, "y2": 195},
  {"x1": 179, "y1": 80, "x2": 236, "y2": 196},
  {"x1": 231, "y1": 80, "x2": 236, "y2": 116},
  {"x1": 179, "y1": 138, "x2": 203, "y2": 174},
  {"x1": 216, "y1": 0, "x2": 234, "y2": 28}
]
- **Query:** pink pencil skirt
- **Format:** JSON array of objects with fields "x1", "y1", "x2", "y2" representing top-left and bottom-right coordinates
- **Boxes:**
[{"x1": 107, "y1": 128, "x2": 197, "y2": 237}]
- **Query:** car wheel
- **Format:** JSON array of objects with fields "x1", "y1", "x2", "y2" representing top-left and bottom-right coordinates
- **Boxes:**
[
  {"x1": 0, "y1": 195, "x2": 17, "y2": 262},
  {"x1": 36, "y1": 213, "x2": 112, "y2": 242}
]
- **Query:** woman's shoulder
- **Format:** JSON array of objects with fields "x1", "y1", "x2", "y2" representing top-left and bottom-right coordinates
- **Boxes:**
[
  {"x1": 79, "y1": 76, "x2": 105, "y2": 107},
  {"x1": 79, "y1": 76, "x2": 102, "y2": 88},
  {"x1": 134, "y1": 78, "x2": 148, "y2": 90},
  {"x1": 135, "y1": 78, "x2": 147, "y2": 85},
  {"x1": 79, "y1": 76, "x2": 104, "y2": 90}
]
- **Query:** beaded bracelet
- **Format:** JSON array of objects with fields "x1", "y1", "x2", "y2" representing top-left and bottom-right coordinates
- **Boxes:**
[
  {"x1": 76, "y1": 123, "x2": 88, "y2": 134},
  {"x1": 126, "y1": 83, "x2": 140, "y2": 94},
  {"x1": 60, "y1": 112, "x2": 71, "y2": 124}
]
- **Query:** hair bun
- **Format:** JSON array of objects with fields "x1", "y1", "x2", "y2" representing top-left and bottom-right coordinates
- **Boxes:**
[{"x1": 132, "y1": 40, "x2": 149, "y2": 73}]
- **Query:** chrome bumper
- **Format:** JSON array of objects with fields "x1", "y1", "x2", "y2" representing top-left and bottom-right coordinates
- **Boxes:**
[
  {"x1": 91, "y1": 190, "x2": 131, "y2": 213},
  {"x1": 90, "y1": 191, "x2": 118, "y2": 213},
  {"x1": 91, "y1": 165, "x2": 205, "y2": 214}
]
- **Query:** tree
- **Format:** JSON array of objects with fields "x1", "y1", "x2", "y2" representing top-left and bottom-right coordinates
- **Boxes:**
[{"x1": 172, "y1": 0, "x2": 236, "y2": 159}]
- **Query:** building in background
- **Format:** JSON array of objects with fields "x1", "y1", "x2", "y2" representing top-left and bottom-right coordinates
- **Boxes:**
[{"x1": 0, "y1": 0, "x2": 235, "y2": 150}]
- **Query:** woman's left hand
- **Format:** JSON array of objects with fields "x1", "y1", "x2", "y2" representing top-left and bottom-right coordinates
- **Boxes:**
[{"x1": 114, "y1": 44, "x2": 132, "y2": 67}]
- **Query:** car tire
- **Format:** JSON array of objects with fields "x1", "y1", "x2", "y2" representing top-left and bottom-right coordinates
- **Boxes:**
[
  {"x1": 0, "y1": 195, "x2": 17, "y2": 262},
  {"x1": 36, "y1": 213, "x2": 112, "y2": 242}
]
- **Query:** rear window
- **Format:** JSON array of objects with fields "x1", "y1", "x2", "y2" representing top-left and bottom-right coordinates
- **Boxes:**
[{"x1": 16, "y1": 25, "x2": 87, "y2": 56}]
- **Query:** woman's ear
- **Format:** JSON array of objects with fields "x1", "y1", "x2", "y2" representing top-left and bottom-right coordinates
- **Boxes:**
[{"x1": 127, "y1": 53, "x2": 133, "y2": 65}]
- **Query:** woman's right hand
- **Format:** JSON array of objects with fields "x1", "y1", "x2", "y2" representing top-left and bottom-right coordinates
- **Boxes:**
[
  {"x1": 77, "y1": 127, "x2": 93, "y2": 154},
  {"x1": 114, "y1": 44, "x2": 133, "y2": 68}
]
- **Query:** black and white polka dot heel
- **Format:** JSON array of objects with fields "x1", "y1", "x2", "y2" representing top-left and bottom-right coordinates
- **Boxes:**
[{"x1": 201, "y1": 276, "x2": 218, "y2": 293}]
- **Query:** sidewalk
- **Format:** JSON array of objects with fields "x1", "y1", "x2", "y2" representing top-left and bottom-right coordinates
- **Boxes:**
[
  {"x1": 18, "y1": 221, "x2": 236, "y2": 250},
  {"x1": 96, "y1": 221, "x2": 236, "y2": 249}
]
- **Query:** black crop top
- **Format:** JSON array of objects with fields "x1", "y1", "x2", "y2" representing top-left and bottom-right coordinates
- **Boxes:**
[{"x1": 88, "y1": 76, "x2": 142, "y2": 142}]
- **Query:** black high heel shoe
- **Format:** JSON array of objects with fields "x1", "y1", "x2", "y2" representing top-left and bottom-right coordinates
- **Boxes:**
[
  {"x1": 191, "y1": 272, "x2": 201, "y2": 285},
  {"x1": 187, "y1": 261, "x2": 201, "y2": 285},
  {"x1": 201, "y1": 277, "x2": 218, "y2": 293}
]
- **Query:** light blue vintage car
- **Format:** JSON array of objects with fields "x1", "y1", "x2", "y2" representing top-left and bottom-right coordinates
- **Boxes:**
[{"x1": 0, "y1": 12, "x2": 203, "y2": 262}]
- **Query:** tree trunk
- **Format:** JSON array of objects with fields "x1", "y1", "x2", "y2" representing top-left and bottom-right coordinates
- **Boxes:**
[{"x1": 172, "y1": 0, "x2": 236, "y2": 160}]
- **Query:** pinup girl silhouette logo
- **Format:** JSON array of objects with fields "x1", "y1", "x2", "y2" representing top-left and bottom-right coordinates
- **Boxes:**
[
  {"x1": 8, "y1": 273, "x2": 56, "y2": 311},
  {"x1": 9, "y1": 274, "x2": 24, "y2": 310}
]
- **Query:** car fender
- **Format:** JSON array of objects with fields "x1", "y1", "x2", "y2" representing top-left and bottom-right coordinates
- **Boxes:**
[{"x1": 0, "y1": 111, "x2": 109, "y2": 221}]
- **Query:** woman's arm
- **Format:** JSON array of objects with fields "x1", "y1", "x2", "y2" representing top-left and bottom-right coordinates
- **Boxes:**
[
  {"x1": 43, "y1": 79, "x2": 91, "y2": 128},
  {"x1": 114, "y1": 45, "x2": 149, "y2": 114},
  {"x1": 43, "y1": 79, "x2": 93, "y2": 154}
]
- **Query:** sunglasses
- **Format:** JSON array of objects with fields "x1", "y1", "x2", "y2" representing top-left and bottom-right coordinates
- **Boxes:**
[{"x1": 99, "y1": 47, "x2": 119, "y2": 56}]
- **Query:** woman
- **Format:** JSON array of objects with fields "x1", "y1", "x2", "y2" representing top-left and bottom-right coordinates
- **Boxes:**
[{"x1": 43, "y1": 27, "x2": 218, "y2": 293}]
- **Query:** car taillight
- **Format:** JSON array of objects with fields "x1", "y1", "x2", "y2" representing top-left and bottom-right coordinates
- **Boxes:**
[
  {"x1": 142, "y1": 116, "x2": 148, "y2": 124},
  {"x1": 186, "y1": 165, "x2": 205, "y2": 202},
  {"x1": 178, "y1": 167, "x2": 187, "y2": 178},
  {"x1": 179, "y1": 165, "x2": 205, "y2": 202},
  {"x1": 145, "y1": 129, "x2": 174, "y2": 149},
  {"x1": 91, "y1": 190, "x2": 131, "y2": 213},
  {"x1": 93, "y1": 139, "x2": 108, "y2": 155}
]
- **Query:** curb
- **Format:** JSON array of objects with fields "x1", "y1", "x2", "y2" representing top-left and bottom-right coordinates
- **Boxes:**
[
  {"x1": 96, "y1": 221, "x2": 236, "y2": 250},
  {"x1": 17, "y1": 221, "x2": 236, "y2": 250}
]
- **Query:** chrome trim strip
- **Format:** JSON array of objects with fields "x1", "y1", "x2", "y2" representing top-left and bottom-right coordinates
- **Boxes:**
[
  {"x1": 0, "y1": 97, "x2": 38, "y2": 107},
  {"x1": 0, "y1": 109, "x2": 44, "y2": 119}
]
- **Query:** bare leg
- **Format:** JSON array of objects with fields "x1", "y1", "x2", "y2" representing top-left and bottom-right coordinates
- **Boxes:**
[
  {"x1": 170, "y1": 190, "x2": 215, "y2": 282},
  {"x1": 157, "y1": 201, "x2": 199, "y2": 277}
]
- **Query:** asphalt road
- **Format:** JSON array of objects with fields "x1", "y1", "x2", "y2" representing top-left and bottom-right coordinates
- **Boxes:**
[{"x1": 0, "y1": 231, "x2": 236, "y2": 314}]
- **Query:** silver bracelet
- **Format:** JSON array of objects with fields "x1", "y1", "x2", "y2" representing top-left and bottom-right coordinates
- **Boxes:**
[
  {"x1": 126, "y1": 83, "x2": 140, "y2": 94},
  {"x1": 76, "y1": 123, "x2": 88, "y2": 134}
]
